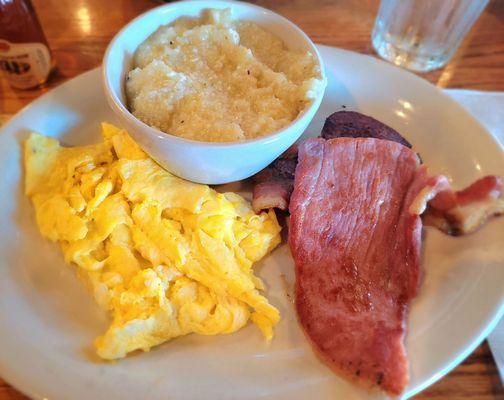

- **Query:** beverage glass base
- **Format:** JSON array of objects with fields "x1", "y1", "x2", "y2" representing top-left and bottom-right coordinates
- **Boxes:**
[
  {"x1": 371, "y1": 0, "x2": 489, "y2": 73},
  {"x1": 372, "y1": 32, "x2": 450, "y2": 72}
]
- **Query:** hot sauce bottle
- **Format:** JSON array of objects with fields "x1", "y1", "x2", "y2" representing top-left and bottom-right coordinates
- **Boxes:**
[{"x1": 0, "y1": 0, "x2": 54, "y2": 89}]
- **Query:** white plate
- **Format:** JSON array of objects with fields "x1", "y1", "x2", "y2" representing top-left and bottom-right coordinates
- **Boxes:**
[{"x1": 0, "y1": 45, "x2": 503, "y2": 400}]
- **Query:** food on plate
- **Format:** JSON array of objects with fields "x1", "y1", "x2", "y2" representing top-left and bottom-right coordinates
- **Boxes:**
[
  {"x1": 251, "y1": 144, "x2": 298, "y2": 213},
  {"x1": 252, "y1": 111, "x2": 412, "y2": 213},
  {"x1": 322, "y1": 110, "x2": 412, "y2": 147},
  {"x1": 289, "y1": 137, "x2": 451, "y2": 395},
  {"x1": 24, "y1": 123, "x2": 281, "y2": 360},
  {"x1": 424, "y1": 175, "x2": 504, "y2": 235},
  {"x1": 126, "y1": 8, "x2": 325, "y2": 142},
  {"x1": 252, "y1": 111, "x2": 503, "y2": 234},
  {"x1": 253, "y1": 110, "x2": 502, "y2": 395}
]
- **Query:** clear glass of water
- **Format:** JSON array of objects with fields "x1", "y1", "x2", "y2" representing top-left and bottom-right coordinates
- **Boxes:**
[{"x1": 372, "y1": 0, "x2": 489, "y2": 72}]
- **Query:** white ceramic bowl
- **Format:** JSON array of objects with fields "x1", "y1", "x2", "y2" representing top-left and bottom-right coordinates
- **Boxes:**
[{"x1": 103, "y1": 0, "x2": 326, "y2": 184}]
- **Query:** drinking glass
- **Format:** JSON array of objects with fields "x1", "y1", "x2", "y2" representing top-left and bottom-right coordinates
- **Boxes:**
[{"x1": 372, "y1": 0, "x2": 489, "y2": 72}]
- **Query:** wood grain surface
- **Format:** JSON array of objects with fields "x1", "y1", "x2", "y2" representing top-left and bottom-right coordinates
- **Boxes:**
[{"x1": 0, "y1": 0, "x2": 503, "y2": 399}]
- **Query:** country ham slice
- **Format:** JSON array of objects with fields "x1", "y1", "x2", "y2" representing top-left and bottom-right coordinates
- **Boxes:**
[
  {"x1": 252, "y1": 111, "x2": 411, "y2": 212},
  {"x1": 289, "y1": 137, "x2": 450, "y2": 395}
]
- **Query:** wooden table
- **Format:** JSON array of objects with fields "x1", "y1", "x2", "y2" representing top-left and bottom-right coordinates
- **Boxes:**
[{"x1": 1, "y1": 0, "x2": 503, "y2": 398}]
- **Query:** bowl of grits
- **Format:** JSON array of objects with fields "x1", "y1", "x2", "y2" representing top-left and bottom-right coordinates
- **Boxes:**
[{"x1": 103, "y1": 0, "x2": 326, "y2": 184}]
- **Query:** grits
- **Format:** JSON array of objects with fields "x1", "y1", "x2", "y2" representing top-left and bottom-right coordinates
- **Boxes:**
[{"x1": 126, "y1": 8, "x2": 325, "y2": 142}]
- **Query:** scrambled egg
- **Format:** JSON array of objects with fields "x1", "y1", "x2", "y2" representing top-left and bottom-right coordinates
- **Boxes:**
[{"x1": 24, "y1": 123, "x2": 281, "y2": 360}]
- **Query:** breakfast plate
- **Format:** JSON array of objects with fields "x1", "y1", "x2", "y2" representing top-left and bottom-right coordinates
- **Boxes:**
[{"x1": 0, "y1": 45, "x2": 503, "y2": 400}]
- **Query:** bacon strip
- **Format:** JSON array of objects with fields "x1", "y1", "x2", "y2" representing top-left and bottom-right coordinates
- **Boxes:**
[
  {"x1": 423, "y1": 176, "x2": 504, "y2": 235},
  {"x1": 251, "y1": 145, "x2": 297, "y2": 213},
  {"x1": 289, "y1": 138, "x2": 452, "y2": 395},
  {"x1": 252, "y1": 181, "x2": 290, "y2": 213}
]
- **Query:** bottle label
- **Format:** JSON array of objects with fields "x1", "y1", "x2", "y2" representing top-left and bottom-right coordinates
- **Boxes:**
[{"x1": 0, "y1": 39, "x2": 51, "y2": 89}]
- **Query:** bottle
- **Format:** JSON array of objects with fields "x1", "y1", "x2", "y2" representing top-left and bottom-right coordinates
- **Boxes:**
[{"x1": 0, "y1": 0, "x2": 54, "y2": 89}]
